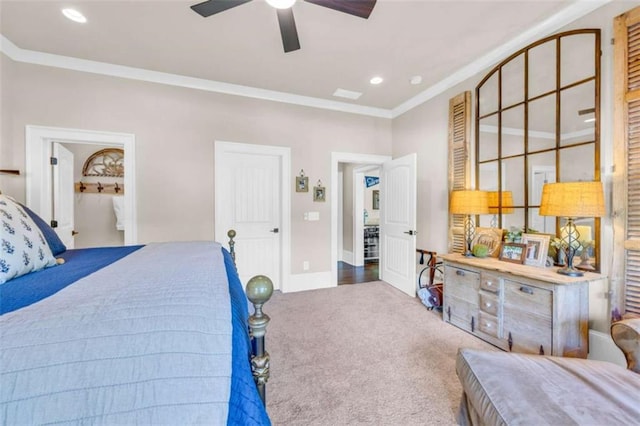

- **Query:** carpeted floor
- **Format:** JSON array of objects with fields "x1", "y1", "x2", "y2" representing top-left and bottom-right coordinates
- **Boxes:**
[{"x1": 265, "y1": 281, "x2": 496, "y2": 425}]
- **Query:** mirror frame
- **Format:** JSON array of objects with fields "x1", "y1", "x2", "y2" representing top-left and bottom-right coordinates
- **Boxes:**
[{"x1": 475, "y1": 29, "x2": 601, "y2": 271}]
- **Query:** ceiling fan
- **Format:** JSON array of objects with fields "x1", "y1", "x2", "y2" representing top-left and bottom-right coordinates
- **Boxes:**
[{"x1": 190, "y1": 0, "x2": 377, "y2": 53}]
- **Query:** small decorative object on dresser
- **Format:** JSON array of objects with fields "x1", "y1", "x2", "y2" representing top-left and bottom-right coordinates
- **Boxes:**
[
  {"x1": 499, "y1": 242, "x2": 526, "y2": 264},
  {"x1": 521, "y1": 233, "x2": 550, "y2": 267},
  {"x1": 471, "y1": 227, "x2": 503, "y2": 258}
]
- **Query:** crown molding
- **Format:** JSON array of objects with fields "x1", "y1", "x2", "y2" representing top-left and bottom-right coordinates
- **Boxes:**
[{"x1": 0, "y1": 34, "x2": 392, "y2": 119}]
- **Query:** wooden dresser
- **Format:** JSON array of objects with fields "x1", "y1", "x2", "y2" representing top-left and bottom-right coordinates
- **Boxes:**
[{"x1": 441, "y1": 254, "x2": 602, "y2": 358}]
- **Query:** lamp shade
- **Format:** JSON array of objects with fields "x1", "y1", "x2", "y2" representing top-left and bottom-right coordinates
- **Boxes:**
[
  {"x1": 539, "y1": 181, "x2": 605, "y2": 218},
  {"x1": 450, "y1": 190, "x2": 489, "y2": 215},
  {"x1": 488, "y1": 191, "x2": 514, "y2": 214}
]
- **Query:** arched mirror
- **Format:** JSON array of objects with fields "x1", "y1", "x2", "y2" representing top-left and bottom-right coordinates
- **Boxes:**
[{"x1": 475, "y1": 29, "x2": 601, "y2": 270}]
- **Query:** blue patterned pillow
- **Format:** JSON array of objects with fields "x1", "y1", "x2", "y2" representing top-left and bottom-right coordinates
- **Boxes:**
[{"x1": 0, "y1": 194, "x2": 57, "y2": 284}]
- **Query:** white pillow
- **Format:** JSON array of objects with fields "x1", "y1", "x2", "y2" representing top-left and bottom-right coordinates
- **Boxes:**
[{"x1": 0, "y1": 194, "x2": 57, "y2": 284}]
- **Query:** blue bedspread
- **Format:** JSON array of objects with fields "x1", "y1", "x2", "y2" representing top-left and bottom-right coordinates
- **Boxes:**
[
  {"x1": 224, "y1": 248, "x2": 272, "y2": 426},
  {"x1": 0, "y1": 244, "x2": 270, "y2": 425}
]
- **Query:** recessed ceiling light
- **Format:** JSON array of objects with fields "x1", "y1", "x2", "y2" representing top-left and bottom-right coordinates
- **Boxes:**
[
  {"x1": 62, "y1": 8, "x2": 87, "y2": 23},
  {"x1": 410, "y1": 75, "x2": 423, "y2": 85},
  {"x1": 370, "y1": 76, "x2": 383, "y2": 85},
  {"x1": 333, "y1": 88, "x2": 362, "y2": 100}
]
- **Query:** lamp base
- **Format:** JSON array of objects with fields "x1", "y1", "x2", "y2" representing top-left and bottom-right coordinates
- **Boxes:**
[{"x1": 556, "y1": 266, "x2": 584, "y2": 277}]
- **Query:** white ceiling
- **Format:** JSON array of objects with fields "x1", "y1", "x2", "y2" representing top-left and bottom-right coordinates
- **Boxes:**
[{"x1": 0, "y1": 0, "x2": 612, "y2": 117}]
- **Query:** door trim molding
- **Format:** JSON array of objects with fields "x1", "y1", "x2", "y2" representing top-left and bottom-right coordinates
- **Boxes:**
[
  {"x1": 25, "y1": 125, "x2": 137, "y2": 245},
  {"x1": 331, "y1": 152, "x2": 391, "y2": 287},
  {"x1": 215, "y1": 141, "x2": 291, "y2": 292}
]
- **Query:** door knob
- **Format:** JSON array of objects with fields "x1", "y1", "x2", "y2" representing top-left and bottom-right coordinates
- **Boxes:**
[
  {"x1": 403, "y1": 230, "x2": 417, "y2": 235},
  {"x1": 270, "y1": 228, "x2": 279, "y2": 233},
  {"x1": 72, "y1": 230, "x2": 79, "y2": 236}
]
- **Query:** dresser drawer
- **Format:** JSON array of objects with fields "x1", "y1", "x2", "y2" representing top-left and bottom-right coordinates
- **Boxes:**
[
  {"x1": 478, "y1": 311, "x2": 500, "y2": 338},
  {"x1": 479, "y1": 292, "x2": 499, "y2": 316},
  {"x1": 444, "y1": 266, "x2": 480, "y2": 303},
  {"x1": 480, "y1": 273, "x2": 501, "y2": 294},
  {"x1": 504, "y1": 280, "x2": 552, "y2": 318}
]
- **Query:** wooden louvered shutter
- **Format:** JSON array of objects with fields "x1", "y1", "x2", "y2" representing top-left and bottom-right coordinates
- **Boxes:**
[
  {"x1": 614, "y1": 7, "x2": 640, "y2": 317},
  {"x1": 448, "y1": 91, "x2": 471, "y2": 253}
]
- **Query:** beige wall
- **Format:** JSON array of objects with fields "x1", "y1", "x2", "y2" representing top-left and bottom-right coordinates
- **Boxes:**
[{"x1": 0, "y1": 57, "x2": 392, "y2": 275}]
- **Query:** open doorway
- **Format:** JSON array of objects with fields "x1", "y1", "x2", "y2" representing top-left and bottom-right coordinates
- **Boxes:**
[
  {"x1": 59, "y1": 143, "x2": 126, "y2": 248},
  {"x1": 338, "y1": 163, "x2": 381, "y2": 284},
  {"x1": 331, "y1": 152, "x2": 390, "y2": 287},
  {"x1": 332, "y1": 152, "x2": 418, "y2": 296},
  {"x1": 25, "y1": 125, "x2": 137, "y2": 246}
]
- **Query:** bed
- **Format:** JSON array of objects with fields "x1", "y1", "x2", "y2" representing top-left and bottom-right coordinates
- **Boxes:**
[{"x1": 0, "y1": 193, "x2": 272, "y2": 425}]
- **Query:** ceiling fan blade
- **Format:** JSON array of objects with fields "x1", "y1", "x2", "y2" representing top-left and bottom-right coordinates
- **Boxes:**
[
  {"x1": 191, "y1": 0, "x2": 253, "y2": 17},
  {"x1": 277, "y1": 8, "x2": 301, "y2": 53},
  {"x1": 304, "y1": 0, "x2": 376, "y2": 19}
]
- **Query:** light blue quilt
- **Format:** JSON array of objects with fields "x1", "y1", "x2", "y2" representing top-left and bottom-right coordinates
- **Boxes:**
[{"x1": 1, "y1": 242, "x2": 242, "y2": 424}]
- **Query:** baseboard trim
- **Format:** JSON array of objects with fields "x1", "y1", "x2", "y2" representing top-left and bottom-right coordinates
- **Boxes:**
[
  {"x1": 341, "y1": 250, "x2": 354, "y2": 265},
  {"x1": 287, "y1": 271, "x2": 333, "y2": 293}
]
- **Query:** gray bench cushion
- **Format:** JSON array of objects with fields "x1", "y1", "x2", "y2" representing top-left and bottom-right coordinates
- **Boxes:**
[{"x1": 456, "y1": 348, "x2": 640, "y2": 425}]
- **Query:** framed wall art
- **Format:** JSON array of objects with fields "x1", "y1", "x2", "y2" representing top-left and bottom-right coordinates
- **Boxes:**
[
  {"x1": 314, "y1": 185, "x2": 325, "y2": 202},
  {"x1": 372, "y1": 190, "x2": 380, "y2": 210},
  {"x1": 296, "y1": 176, "x2": 309, "y2": 192}
]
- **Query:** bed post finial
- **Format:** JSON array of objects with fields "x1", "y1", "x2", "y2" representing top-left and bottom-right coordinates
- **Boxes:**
[
  {"x1": 246, "y1": 275, "x2": 273, "y2": 405},
  {"x1": 227, "y1": 229, "x2": 236, "y2": 266}
]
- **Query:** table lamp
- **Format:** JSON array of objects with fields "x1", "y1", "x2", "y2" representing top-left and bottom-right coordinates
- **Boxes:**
[
  {"x1": 450, "y1": 190, "x2": 489, "y2": 256},
  {"x1": 539, "y1": 181, "x2": 605, "y2": 276}
]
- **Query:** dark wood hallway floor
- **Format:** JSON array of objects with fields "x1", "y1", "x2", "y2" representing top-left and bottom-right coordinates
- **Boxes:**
[{"x1": 338, "y1": 261, "x2": 379, "y2": 285}]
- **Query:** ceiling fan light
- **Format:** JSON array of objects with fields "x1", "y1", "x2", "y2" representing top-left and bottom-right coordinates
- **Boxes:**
[{"x1": 265, "y1": 0, "x2": 296, "y2": 9}]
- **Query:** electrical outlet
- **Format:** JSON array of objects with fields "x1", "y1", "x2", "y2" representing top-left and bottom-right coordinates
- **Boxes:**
[{"x1": 303, "y1": 261, "x2": 310, "y2": 271}]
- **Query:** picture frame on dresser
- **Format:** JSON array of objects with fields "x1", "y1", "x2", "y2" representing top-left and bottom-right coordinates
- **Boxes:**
[
  {"x1": 499, "y1": 243, "x2": 526, "y2": 264},
  {"x1": 521, "y1": 233, "x2": 550, "y2": 267}
]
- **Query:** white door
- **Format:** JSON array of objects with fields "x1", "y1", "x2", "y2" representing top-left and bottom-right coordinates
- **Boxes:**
[
  {"x1": 380, "y1": 154, "x2": 417, "y2": 297},
  {"x1": 216, "y1": 149, "x2": 281, "y2": 289},
  {"x1": 52, "y1": 143, "x2": 75, "y2": 249}
]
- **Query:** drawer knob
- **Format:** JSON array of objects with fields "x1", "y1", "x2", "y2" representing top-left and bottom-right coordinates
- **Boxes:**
[
  {"x1": 485, "y1": 322, "x2": 492, "y2": 328},
  {"x1": 485, "y1": 302, "x2": 492, "y2": 308},
  {"x1": 486, "y1": 281, "x2": 493, "y2": 287},
  {"x1": 456, "y1": 270, "x2": 465, "y2": 276}
]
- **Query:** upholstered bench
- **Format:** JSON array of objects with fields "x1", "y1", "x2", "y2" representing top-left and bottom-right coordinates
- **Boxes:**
[{"x1": 456, "y1": 318, "x2": 640, "y2": 425}]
